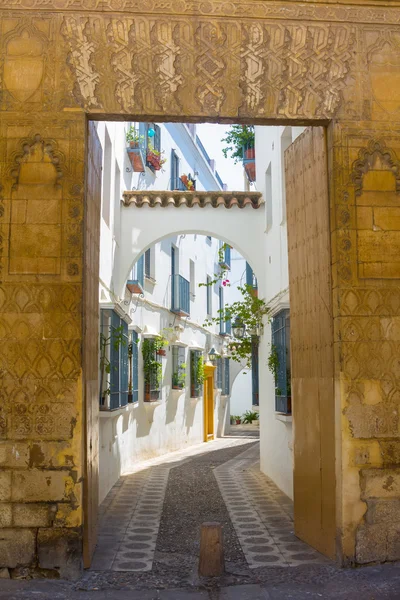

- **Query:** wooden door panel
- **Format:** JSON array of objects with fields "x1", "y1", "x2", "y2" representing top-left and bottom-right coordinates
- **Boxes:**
[
  {"x1": 83, "y1": 121, "x2": 102, "y2": 567},
  {"x1": 285, "y1": 127, "x2": 335, "y2": 559}
]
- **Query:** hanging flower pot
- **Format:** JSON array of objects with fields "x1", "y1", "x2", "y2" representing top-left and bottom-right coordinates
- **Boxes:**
[{"x1": 157, "y1": 348, "x2": 167, "y2": 356}]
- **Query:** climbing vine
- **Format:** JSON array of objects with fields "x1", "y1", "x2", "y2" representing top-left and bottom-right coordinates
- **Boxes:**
[{"x1": 203, "y1": 284, "x2": 269, "y2": 368}]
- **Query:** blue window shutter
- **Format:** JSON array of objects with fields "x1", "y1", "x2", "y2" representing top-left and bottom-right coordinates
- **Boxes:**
[
  {"x1": 137, "y1": 254, "x2": 144, "y2": 288},
  {"x1": 110, "y1": 311, "x2": 121, "y2": 409},
  {"x1": 246, "y1": 262, "x2": 253, "y2": 287},
  {"x1": 216, "y1": 358, "x2": 222, "y2": 389},
  {"x1": 223, "y1": 358, "x2": 230, "y2": 395},
  {"x1": 154, "y1": 124, "x2": 161, "y2": 152},
  {"x1": 131, "y1": 331, "x2": 139, "y2": 403},
  {"x1": 251, "y1": 338, "x2": 259, "y2": 406},
  {"x1": 120, "y1": 321, "x2": 129, "y2": 406}
]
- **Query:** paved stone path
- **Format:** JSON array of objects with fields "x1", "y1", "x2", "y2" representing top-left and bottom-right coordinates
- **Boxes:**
[
  {"x1": 215, "y1": 444, "x2": 328, "y2": 568},
  {"x1": 92, "y1": 432, "x2": 258, "y2": 573}
]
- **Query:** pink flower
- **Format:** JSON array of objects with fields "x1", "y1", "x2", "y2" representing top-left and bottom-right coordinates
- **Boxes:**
[{"x1": 222, "y1": 279, "x2": 230, "y2": 286}]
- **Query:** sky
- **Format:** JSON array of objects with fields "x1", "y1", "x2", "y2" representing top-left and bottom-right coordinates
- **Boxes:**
[{"x1": 196, "y1": 123, "x2": 245, "y2": 192}]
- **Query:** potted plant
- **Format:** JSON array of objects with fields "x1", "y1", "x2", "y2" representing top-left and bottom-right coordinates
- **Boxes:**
[
  {"x1": 232, "y1": 415, "x2": 241, "y2": 425},
  {"x1": 126, "y1": 125, "x2": 145, "y2": 148},
  {"x1": 147, "y1": 144, "x2": 167, "y2": 171},
  {"x1": 221, "y1": 125, "x2": 255, "y2": 182},
  {"x1": 155, "y1": 336, "x2": 168, "y2": 356},
  {"x1": 142, "y1": 338, "x2": 163, "y2": 402},
  {"x1": 242, "y1": 410, "x2": 259, "y2": 425},
  {"x1": 180, "y1": 174, "x2": 196, "y2": 190}
]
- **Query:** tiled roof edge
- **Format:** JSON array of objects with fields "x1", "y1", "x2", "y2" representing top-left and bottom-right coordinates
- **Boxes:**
[{"x1": 122, "y1": 191, "x2": 263, "y2": 209}]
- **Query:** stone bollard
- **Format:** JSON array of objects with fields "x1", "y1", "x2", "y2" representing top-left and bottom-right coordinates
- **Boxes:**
[{"x1": 198, "y1": 522, "x2": 225, "y2": 576}]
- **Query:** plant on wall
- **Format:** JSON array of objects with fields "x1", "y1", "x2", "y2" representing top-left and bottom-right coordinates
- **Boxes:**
[
  {"x1": 100, "y1": 325, "x2": 126, "y2": 403},
  {"x1": 142, "y1": 338, "x2": 164, "y2": 401},
  {"x1": 198, "y1": 243, "x2": 231, "y2": 288},
  {"x1": 221, "y1": 125, "x2": 255, "y2": 163},
  {"x1": 203, "y1": 284, "x2": 269, "y2": 368},
  {"x1": 267, "y1": 344, "x2": 279, "y2": 382}
]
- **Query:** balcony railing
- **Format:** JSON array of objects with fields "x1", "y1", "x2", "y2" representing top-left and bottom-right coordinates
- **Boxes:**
[
  {"x1": 171, "y1": 274, "x2": 190, "y2": 316},
  {"x1": 242, "y1": 143, "x2": 256, "y2": 183}
]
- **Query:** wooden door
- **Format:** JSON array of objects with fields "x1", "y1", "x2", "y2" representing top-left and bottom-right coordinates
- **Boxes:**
[
  {"x1": 285, "y1": 127, "x2": 335, "y2": 559},
  {"x1": 204, "y1": 365, "x2": 216, "y2": 442},
  {"x1": 83, "y1": 122, "x2": 102, "y2": 567}
]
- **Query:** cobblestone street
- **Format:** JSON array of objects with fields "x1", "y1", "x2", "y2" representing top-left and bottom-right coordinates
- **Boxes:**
[{"x1": 1, "y1": 429, "x2": 400, "y2": 599}]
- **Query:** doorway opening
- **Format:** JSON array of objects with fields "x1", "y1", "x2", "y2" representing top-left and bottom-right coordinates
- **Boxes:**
[{"x1": 85, "y1": 118, "x2": 334, "y2": 574}]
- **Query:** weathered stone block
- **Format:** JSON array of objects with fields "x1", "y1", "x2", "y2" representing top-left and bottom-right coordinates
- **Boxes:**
[
  {"x1": 379, "y1": 441, "x2": 400, "y2": 466},
  {"x1": 13, "y1": 503, "x2": 55, "y2": 527},
  {"x1": 0, "y1": 529, "x2": 35, "y2": 568},
  {"x1": 365, "y1": 499, "x2": 400, "y2": 524},
  {"x1": 12, "y1": 470, "x2": 72, "y2": 502},
  {"x1": 361, "y1": 468, "x2": 400, "y2": 499},
  {"x1": 0, "y1": 505, "x2": 12, "y2": 528},
  {"x1": 355, "y1": 523, "x2": 387, "y2": 564},
  {"x1": 0, "y1": 473, "x2": 11, "y2": 502},
  {"x1": 37, "y1": 528, "x2": 82, "y2": 579},
  {"x1": 387, "y1": 523, "x2": 400, "y2": 561}
]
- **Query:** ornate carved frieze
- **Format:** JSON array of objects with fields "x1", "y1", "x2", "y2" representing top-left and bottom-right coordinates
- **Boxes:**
[{"x1": 2, "y1": 1, "x2": 400, "y2": 27}]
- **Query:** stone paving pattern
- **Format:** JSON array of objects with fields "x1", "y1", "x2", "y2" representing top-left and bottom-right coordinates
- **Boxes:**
[{"x1": 215, "y1": 444, "x2": 328, "y2": 568}]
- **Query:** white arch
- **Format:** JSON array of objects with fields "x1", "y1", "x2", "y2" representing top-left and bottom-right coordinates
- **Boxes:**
[{"x1": 118, "y1": 204, "x2": 266, "y2": 298}]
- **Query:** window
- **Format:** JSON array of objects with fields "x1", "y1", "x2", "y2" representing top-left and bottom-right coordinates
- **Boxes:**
[
  {"x1": 265, "y1": 163, "x2": 272, "y2": 231},
  {"x1": 145, "y1": 248, "x2": 151, "y2": 279},
  {"x1": 246, "y1": 263, "x2": 258, "y2": 293},
  {"x1": 190, "y1": 350, "x2": 203, "y2": 398},
  {"x1": 281, "y1": 127, "x2": 292, "y2": 223},
  {"x1": 190, "y1": 260, "x2": 196, "y2": 300},
  {"x1": 206, "y1": 276, "x2": 212, "y2": 316},
  {"x1": 143, "y1": 337, "x2": 162, "y2": 401},
  {"x1": 172, "y1": 346, "x2": 186, "y2": 389},
  {"x1": 222, "y1": 358, "x2": 230, "y2": 396},
  {"x1": 99, "y1": 309, "x2": 129, "y2": 410},
  {"x1": 171, "y1": 150, "x2": 180, "y2": 190},
  {"x1": 216, "y1": 357, "x2": 223, "y2": 389},
  {"x1": 271, "y1": 309, "x2": 291, "y2": 414},
  {"x1": 128, "y1": 254, "x2": 144, "y2": 294},
  {"x1": 206, "y1": 236, "x2": 212, "y2": 244},
  {"x1": 130, "y1": 331, "x2": 139, "y2": 403}
]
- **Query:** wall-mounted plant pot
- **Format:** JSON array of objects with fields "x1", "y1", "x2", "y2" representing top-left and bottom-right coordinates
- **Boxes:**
[
  {"x1": 127, "y1": 146, "x2": 145, "y2": 172},
  {"x1": 157, "y1": 349, "x2": 167, "y2": 356},
  {"x1": 129, "y1": 141, "x2": 139, "y2": 148}
]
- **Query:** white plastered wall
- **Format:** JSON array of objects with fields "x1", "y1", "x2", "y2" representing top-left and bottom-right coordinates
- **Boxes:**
[{"x1": 255, "y1": 125, "x2": 305, "y2": 500}]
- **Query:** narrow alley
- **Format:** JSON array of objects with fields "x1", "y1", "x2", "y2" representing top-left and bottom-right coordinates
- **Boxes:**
[{"x1": 2, "y1": 431, "x2": 400, "y2": 599}]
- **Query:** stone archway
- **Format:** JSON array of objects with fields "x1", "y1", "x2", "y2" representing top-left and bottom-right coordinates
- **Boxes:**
[{"x1": 1, "y1": 1, "x2": 400, "y2": 575}]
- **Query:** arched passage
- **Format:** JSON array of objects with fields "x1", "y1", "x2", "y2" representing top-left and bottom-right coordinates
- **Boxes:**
[{"x1": 117, "y1": 191, "x2": 266, "y2": 298}]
